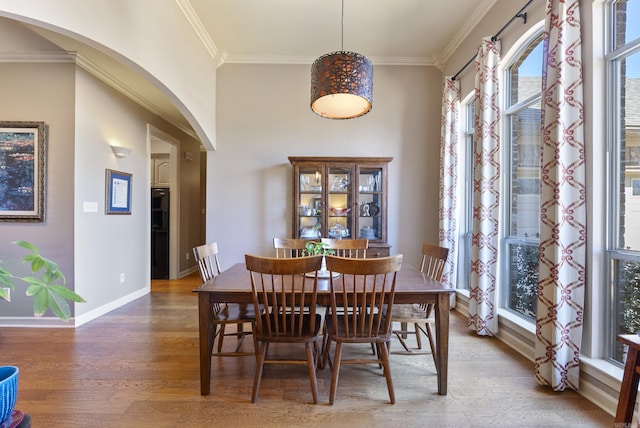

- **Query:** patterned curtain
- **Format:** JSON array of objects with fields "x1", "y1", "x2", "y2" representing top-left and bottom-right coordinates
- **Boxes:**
[
  {"x1": 439, "y1": 77, "x2": 460, "y2": 307},
  {"x1": 468, "y1": 38, "x2": 501, "y2": 336},
  {"x1": 535, "y1": 0, "x2": 586, "y2": 391}
]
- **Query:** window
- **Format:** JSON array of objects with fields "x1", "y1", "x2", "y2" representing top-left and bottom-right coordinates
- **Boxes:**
[
  {"x1": 458, "y1": 95, "x2": 475, "y2": 290},
  {"x1": 502, "y1": 32, "x2": 544, "y2": 320},
  {"x1": 606, "y1": 0, "x2": 640, "y2": 364}
]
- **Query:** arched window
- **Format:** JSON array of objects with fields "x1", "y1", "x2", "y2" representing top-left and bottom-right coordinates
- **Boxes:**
[{"x1": 502, "y1": 31, "x2": 544, "y2": 320}]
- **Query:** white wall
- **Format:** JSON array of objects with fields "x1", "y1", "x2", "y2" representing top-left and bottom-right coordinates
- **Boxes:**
[
  {"x1": 0, "y1": 19, "x2": 204, "y2": 325},
  {"x1": 0, "y1": 20, "x2": 76, "y2": 320},
  {"x1": 208, "y1": 63, "x2": 443, "y2": 268},
  {"x1": 0, "y1": 0, "x2": 218, "y2": 150},
  {"x1": 73, "y1": 68, "x2": 152, "y2": 321}
]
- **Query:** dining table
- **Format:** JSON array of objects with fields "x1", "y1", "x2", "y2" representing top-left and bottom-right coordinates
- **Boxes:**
[{"x1": 193, "y1": 262, "x2": 456, "y2": 396}]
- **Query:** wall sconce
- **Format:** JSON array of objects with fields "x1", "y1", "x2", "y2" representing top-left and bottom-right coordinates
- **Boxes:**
[{"x1": 110, "y1": 145, "x2": 132, "y2": 158}]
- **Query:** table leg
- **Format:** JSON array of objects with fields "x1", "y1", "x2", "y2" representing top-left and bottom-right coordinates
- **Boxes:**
[
  {"x1": 434, "y1": 293, "x2": 450, "y2": 395},
  {"x1": 615, "y1": 345, "x2": 640, "y2": 425},
  {"x1": 198, "y1": 292, "x2": 212, "y2": 395}
]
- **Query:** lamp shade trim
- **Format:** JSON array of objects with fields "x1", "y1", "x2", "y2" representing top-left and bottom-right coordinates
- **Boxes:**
[{"x1": 310, "y1": 51, "x2": 373, "y2": 119}]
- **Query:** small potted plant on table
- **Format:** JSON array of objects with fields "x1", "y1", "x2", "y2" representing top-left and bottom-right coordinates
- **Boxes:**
[{"x1": 302, "y1": 241, "x2": 336, "y2": 278}]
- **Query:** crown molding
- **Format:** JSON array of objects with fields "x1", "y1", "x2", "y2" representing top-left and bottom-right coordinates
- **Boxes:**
[
  {"x1": 440, "y1": 0, "x2": 499, "y2": 63},
  {"x1": 0, "y1": 51, "x2": 76, "y2": 63},
  {"x1": 219, "y1": 54, "x2": 438, "y2": 67},
  {"x1": 0, "y1": 50, "x2": 196, "y2": 138},
  {"x1": 177, "y1": 0, "x2": 218, "y2": 61}
]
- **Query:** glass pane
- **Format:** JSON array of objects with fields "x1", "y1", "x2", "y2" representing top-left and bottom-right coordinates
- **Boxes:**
[
  {"x1": 509, "y1": 100, "x2": 542, "y2": 237},
  {"x1": 328, "y1": 166, "x2": 352, "y2": 239},
  {"x1": 612, "y1": 258, "x2": 640, "y2": 363},
  {"x1": 507, "y1": 243, "x2": 539, "y2": 319},
  {"x1": 358, "y1": 168, "x2": 382, "y2": 240},
  {"x1": 614, "y1": 1, "x2": 640, "y2": 50},
  {"x1": 508, "y1": 35, "x2": 544, "y2": 106},
  {"x1": 619, "y1": 50, "x2": 640, "y2": 251},
  {"x1": 299, "y1": 167, "x2": 322, "y2": 239}
]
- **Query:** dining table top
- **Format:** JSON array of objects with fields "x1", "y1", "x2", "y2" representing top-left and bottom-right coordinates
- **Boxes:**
[{"x1": 194, "y1": 262, "x2": 455, "y2": 300}]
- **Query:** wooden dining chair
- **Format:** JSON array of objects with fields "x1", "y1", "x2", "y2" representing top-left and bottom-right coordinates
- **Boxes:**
[
  {"x1": 273, "y1": 237, "x2": 310, "y2": 258},
  {"x1": 390, "y1": 243, "x2": 449, "y2": 369},
  {"x1": 193, "y1": 242, "x2": 257, "y2": 357},
  {"x1": 321, "y1": 254, "x2": 403, "y2": 405},
  {"x1": 321, "y1": 238, "x2": 369, "y2": 258},
  {"x1": 245, "y1": 254, "x2": 324, "y2": 404}
]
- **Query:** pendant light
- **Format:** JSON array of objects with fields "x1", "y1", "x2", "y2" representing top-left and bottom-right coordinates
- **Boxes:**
[{"x1": 310, "y1": 0, "x2": 373, "y2": 119}]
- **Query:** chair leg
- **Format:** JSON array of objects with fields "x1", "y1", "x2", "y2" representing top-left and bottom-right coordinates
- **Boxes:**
[
  {"x1": 217, "y1": 324, "x2": 227, "y2": 352},
  {"x1": 209, "y1": 323, "x2": 218, "y2": 356},
  {"x1": 415, "y1": 322, "x2": 438, "y2": 368},
  {"x1": 424, "y1": 322, "x2": 438, "y2": 370},
  {"x1": 237, "y1": 322, "x2": 244, "y2": 339},
  {"x1": 414, "y1": 322, "x2": 423, "y2": 349},
  {"x1": 329, "y1": 342, "x2": 344, "y2": 405},
  {"x1": 305, "y1": 342, "x2": 319, "y2": 404},
  {"x1": 251, "y1": 341, "x2": 267, "y2": 403},
  {"x1": 379, "y1": 341, "x2": 395, "y2": 404},
  {"x1": 373, "y1": 343, "x2": 383, "y2": 369},
  {"x1": 393, "y1": 330, "x2": 412, "y2": 352},
  {"x1": 400, "y1": 322, "x2": 408, "y2": 339},
  {"x1": 321, "y1": 335, "x2": 333, "y2": 370}
]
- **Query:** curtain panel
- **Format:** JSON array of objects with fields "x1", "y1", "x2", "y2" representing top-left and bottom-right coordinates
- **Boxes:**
[
  {"x1": 439, "y1": 77, "x2": 460, "y2": 307},
  {"x1": 468, "y1": 38, "x2": 501, "y2": 336},
  {"x1": 534, "y1": 0, "x2": 586, "y2": 391}
]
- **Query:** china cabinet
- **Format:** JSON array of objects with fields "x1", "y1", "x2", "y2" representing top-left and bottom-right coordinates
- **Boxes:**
[{"x1": 289, "y1": 156, "x2": 392, "y2": 258}]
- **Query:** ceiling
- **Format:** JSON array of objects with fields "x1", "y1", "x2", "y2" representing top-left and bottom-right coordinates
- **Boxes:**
[
  {"x1": 21, "y1": 0, "x2": 498, "y2": 138},
  {"x1": 190, "y1": 0, "x2": 497, "y2": 66}
]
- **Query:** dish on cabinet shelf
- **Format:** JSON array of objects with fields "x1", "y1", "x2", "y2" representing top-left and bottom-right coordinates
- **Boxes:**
[
  {"x1": 300, "y1": 228, "x2": 320, "y2": 239},
  {"x1": 330, "y1": 207, "x2": 350, "y2": 216},
  {"x1": 360, "y1": 202, "x2": 379, "y2": 217}
]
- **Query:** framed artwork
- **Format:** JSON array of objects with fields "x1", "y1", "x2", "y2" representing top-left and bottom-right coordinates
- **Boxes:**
[
  {"x1": 633, "y1": 179, "x2": 640, "y2": 196},
  {"x1": 0, "y1": 121, "x2": 46, "y2": 222},
  {"x1": 628, "y1": 147, "x2": 640, "y2": 166},
  {"x1": 105, "y1": 169, "x2": 132, "y2": 215}
]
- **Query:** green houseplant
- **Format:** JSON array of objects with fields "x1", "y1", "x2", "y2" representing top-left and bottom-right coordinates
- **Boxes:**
[
  {"x1": 302, "y1": 240, "x2": 335, "y2": 257},
  {"x1": 302, "y1": 241, "x2": 335, "y2": 277},
  {"x1": 0, "y1": 241, "x2": 85, "y2": 424},
  {"x1": 0, "y1": 240, "x2": 85, "y2": 321}
]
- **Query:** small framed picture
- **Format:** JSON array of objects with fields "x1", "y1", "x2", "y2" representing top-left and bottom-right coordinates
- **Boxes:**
[
  {"x1": 633, "y1": 179, "x2": 640, "y2": 197},
  {"x1": 105, "y1": 169, "x2": 132, "y2": 215}
]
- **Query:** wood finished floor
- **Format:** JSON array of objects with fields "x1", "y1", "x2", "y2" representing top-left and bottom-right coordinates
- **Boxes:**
[{"x1": 0, "y1": 273, "x2": 614, "y2": 427}]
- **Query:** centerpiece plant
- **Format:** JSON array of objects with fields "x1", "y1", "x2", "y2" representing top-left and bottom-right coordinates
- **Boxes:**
[
  {"x1": 301, "y1": 241, "x2": 335, "y2": 277},
  {"x1": 301, "y1": 241, "x2": 335, "y2": 257}
]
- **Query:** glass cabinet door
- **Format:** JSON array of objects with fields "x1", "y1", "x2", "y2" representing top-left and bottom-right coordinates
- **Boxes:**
[
  {"x1": 290, "y1": 157, "x2": 391, "y2": 257},
  {"x1": 357, "y1": 167, "x2": 383, "y2": 241},
  {"x1": 297, "y1": 166, "x2": 323, "y2": 239},
  {"x1": 327, "y1": 165, "x2": 353, "y2": 239}
]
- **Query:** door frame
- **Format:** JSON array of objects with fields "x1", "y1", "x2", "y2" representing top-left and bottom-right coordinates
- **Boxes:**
[{"x1": 148, "y1": 124, "x2": 180, "y2": 279}]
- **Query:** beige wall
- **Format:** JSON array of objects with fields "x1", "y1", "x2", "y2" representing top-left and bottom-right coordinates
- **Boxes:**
[
  {"x1": 0, "y1": 20, "x2": 203, "y2": 324},
  {"x1": 208, "y1": 63, "x2": 443, "y2": 267}
]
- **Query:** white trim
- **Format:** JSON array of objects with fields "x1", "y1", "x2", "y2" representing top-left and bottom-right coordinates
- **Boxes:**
[{"x1": 0, "y1": 287, "x2": 149, "y2": 328}]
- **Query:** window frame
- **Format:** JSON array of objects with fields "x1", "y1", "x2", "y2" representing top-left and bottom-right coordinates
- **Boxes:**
[
  {"x1": 500, "y1": 29, "x2": 545, "y2": 322},
  {"x1": 604, "y1": 0, "x2": 640, "y2": 364}
]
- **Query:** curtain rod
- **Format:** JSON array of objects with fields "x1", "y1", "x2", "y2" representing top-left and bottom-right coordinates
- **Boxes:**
[{"x1": 451, "y1": 0, "x2": 534, "y2": 81}]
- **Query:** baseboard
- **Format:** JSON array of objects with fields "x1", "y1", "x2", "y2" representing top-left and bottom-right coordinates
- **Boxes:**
[
  {"x1": 454, "y1": 291, "x2": 620, "y2": 418},
  {"x1": 74, "y1": 286, "x2": 150, "y2": 327}
]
